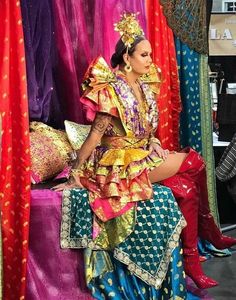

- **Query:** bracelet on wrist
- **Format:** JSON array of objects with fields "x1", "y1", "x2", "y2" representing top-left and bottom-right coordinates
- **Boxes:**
[
  {"x1": 70, "y1": 168, "x2": 82, "y2": 178},
  {"x1": 70, "y1": 151, "x2": 78, "y2": 164},
  {"x1": 150, "y1": 137, "x2": 161, "y2": 146}
]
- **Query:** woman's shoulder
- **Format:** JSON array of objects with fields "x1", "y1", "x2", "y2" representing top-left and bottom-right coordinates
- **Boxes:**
[
  {"x1": 81, "y1": 56, "x2": 117, "y2": 92},
  {"x1": 80, "y1": 56, "x2": 120, "y2": 122}
]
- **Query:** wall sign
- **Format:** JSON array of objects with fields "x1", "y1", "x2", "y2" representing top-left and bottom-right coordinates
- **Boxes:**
[{"x1": 209, "y1": 14, "x2": 236, "y2": 55}]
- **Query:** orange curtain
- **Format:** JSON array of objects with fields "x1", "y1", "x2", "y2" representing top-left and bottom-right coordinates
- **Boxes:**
[
  {"x1": 0, "y1": 1, "x2": 31, "y2": 299},
  {"x1": 146, "y1": 0, "x2": 181, "y2": 151}
]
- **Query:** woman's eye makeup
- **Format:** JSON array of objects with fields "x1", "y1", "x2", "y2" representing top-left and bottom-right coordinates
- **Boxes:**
[{"x1": 141, "y1": 52, "x2": 152, "y2": 57}]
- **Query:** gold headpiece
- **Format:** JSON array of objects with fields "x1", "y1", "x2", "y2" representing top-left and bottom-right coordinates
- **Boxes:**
[{"x1": 114, "y1": 12, "x2": 144, "y2": 48}]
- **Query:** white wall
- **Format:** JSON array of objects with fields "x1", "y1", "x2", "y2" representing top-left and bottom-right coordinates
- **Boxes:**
[{"x1": 212, "y1": 0, "x2": 223, "y2": 12}]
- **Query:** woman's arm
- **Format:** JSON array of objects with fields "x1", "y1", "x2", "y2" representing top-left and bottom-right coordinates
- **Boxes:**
[
  {"x1": 72, "y1": 113, "x2": 112, "y2": 169},
  {"x1": 52, "y1": 112, "x2": 111, "y2": 191}
]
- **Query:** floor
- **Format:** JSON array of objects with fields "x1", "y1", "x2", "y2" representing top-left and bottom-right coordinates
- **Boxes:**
[
  {"x1": 200, "y1": 228, "x2": 236, "y2": 300},
  {"x1": 190, "y1": 229, "x2": 236, "y2": 300}
]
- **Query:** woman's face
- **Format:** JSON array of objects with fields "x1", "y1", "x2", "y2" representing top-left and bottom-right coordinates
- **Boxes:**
[{"x1": 128, "y1": 40, "x2": 153, "y2": 75}]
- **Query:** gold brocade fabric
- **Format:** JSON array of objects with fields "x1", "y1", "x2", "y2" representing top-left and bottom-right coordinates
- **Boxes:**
[
  {"x1": 93, "y1": 207, "x2": 136, "y2": 250},
  {"x1": 30, "y1": 122, "x2": 72, "y2": 182},
  {"x1": 64, "y1": 120, "x2": 91, "y2": 150},
  {"x1": 160, "y1": 0, "x2": 208, "y2": 54},
  {"x1": 84, "y1": 249, "x2": 113, "y2": 284}
]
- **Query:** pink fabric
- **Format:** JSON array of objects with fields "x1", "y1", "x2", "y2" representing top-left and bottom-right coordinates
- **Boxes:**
[
  {"x1": 92, "y1": 0, "x2": 147, "y2": 64},
  {"x1": 26, "y1": 189, "x2": 94, "y2": 300},
  {"x1": 52, "y1": 0, "x2": 146, "y2": 124},
  {"x1": 53, "y1": 166, "x2": 71, "y2": 180}
]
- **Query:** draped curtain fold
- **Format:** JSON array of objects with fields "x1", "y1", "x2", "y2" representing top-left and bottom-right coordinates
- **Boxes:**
[
  {"x1": 146, "y1": 0, "x2": 181, "y2": 151},
  {"x1": 0, "y1": 1, "x2": 31, "y2": 299},
  {"x1": 52, "y1": 0, "x2": 146, "y2": 124},
  {"x1": 175, "y1": 39, "x2": 202, "y2": 152},
  {"x1": 159, "y1": 0, "x2": 208, "y2": 54},
  {"x1": 21, "y1": 0, "x2": 64, "y2": 128}
]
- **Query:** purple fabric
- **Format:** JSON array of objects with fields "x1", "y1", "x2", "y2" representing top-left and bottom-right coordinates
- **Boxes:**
[
  {"x1": 52, "y1": 0, "x2": 146, "y2": 124},
  {"x1": 26, "y1": 189, "x2": 94, "y2": 300},
  {"x1": 21, "y1": 0, "x2": 64, "y2": 128}
]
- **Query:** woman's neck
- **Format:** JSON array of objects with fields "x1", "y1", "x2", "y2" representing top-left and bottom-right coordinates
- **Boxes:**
[{"x1": 119, "y1": 67, "x2": 140, "y2": 85}]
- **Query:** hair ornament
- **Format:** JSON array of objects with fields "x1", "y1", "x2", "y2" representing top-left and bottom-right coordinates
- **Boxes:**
[{"x1": 114, "y1": 12, "x2": 144, "y2": 48}]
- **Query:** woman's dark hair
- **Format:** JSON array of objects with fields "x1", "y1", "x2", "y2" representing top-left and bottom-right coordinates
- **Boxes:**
[{"x1": 110, "y1": 35, "x2": 146, "y2": 68}]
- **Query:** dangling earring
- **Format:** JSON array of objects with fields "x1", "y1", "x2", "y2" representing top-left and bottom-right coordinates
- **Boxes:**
[{"x1": 124, "y1": 64, "x2": 132, "y2": 73}]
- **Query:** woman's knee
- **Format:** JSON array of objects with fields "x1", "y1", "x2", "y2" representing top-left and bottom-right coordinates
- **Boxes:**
[{"x1": 149, "y1": 152, "x2": 187, "y2": 182}]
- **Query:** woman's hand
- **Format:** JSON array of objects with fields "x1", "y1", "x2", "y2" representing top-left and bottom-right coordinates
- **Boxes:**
[
  {"x1": 51, "y1": 175, "x2": 84, "y2": 192},
  {"x1": 150, "y1": 142, "x2": 169, "y2": 160}
]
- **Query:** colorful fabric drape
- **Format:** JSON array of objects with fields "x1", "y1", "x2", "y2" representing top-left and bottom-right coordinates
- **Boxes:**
[
  {"x1": 0, "y1": 1, "x2": 31, "y2": 299},
  {"x1": 175, "y1": 39, "x2": 202, "y2": 153},
  {"x1": 52, "y1": 0, "x2": 146, "y2": 125},
  {"x1": 61, "y1": 185, "x2": 187, "y2": 299},
  {"x1": 199, "y1": 55, "x2": 219, "y2": 222},
  {"x1": 20, "y1": 0, "x2": 64, "y2": 128},
  {"x1": 86, "y1": 248, "x2": 187, "y2": 300},
  {"x1": 146, "y1": 0, "x2": 181, "y2": 151},
  {"x1": 0, "y1": 116, "x2": 2, "y2": 299},
  {"x1": 160, "y1": 0, "x2": 208, "y2": 54},
  {"x1": 0, "y1": 216, "x2": 2, "y2": 300}
]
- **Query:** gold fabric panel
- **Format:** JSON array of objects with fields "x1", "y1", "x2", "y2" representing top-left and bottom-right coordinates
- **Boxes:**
[
  {"x1": 64, "y1": 120, "x2": 91, "y2": 150},
  {"x1": 30, "y1": 122, "x2": 72, "y2": 182}
]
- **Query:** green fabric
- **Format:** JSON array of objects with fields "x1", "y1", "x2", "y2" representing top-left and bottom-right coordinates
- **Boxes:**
[
  {"x1": 199, "y1": 54, "x2": 219, "y2": 223},
  {"x1": 60, "y1": 184, "x2": 186, "y2": 290}
]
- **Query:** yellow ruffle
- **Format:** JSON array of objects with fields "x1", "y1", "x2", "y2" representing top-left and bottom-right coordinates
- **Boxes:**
[{"x1": 99, "y1": 148, "x2": 150, "y2": 169}]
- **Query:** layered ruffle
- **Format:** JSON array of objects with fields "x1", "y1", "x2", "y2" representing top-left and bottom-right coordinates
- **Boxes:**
[
  {"x1": 80, "y1": 56, "x2": 119, "y2": 121},
  {"x1": 80, "y1": 143, "x2": 163, "y2": 222}
]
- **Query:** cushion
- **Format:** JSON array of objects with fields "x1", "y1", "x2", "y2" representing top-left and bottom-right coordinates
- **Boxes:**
[
  {"x1": 64, "y1": 120, "x2": 91, "y2": 150},
  {"x1": 30, "y1": 122, "x2": 73, "y2": 183}
]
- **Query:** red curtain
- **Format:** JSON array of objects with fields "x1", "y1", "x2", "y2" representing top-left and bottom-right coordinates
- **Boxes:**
[
  {"x1": 146, "y1": 0, "x2": 181, "y2": 151},
  {"x1": 0, "y1": 1, "x2": 31, "y2": 299}
]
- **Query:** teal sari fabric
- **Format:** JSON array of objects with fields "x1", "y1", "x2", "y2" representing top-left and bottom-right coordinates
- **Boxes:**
[
  {"x1": 175, "y1": 40, "x2": 228, "y2": 258},
  {"x1": 175, "y1": 38, "x2": 202, "y2": 153},
  {"x1": 60, "y1": 184, "x2": 187, "y2": 299},
  {"x1": 86, "y1": 248, "x2": 186, "y2": 300}
]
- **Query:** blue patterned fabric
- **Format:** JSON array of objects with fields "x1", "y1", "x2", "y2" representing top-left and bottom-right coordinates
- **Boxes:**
[
  {"x1": 87, "y1": 248, "x2": 188, "y2": 300},
  {"x1": 175, "y1": 38, "x2": 202, "y2": 153},
  {"x1": 60, "y1": 184, "x2": 188, "y2": 299}
]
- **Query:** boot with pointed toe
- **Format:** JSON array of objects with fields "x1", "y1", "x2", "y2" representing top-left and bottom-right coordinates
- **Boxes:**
[
  {"x1": 162, "y1": 174, "x2": 218, "y2": 289},
  {"x1": 178, "y1": 148, "x2": 236, "y2": 250},
  {"x1": 184, "y1": 249, "x2": 218, "y2": 289}
]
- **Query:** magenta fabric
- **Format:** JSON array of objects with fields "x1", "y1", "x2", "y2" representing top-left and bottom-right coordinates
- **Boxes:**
[
  {"x1": 92, "y1": 0, "x2": 147, "y2": 64},
  {"x1": 52, "y1": 0, "x2": 146, "y2": 124},
  {"x1": 26, "y1": 189, "x2": 94, "y2": 300}
]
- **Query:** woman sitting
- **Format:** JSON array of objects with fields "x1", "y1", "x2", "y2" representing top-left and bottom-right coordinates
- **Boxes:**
[{"x1": 54, "y1": 12, "x2": 236, "y2": 292}]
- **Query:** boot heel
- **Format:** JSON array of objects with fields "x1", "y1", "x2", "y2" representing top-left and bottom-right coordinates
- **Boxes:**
[
  {"x1": 199, "y1": 213, "x2": 236, "y2": 249},
  {"x1": 184, "y1": 250, "x2": 218, "y2": 289}
]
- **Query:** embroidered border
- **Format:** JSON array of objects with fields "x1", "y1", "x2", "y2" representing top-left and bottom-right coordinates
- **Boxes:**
[{"x1": 113, "y1": 217, "x2": 186, "y2": 289}]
